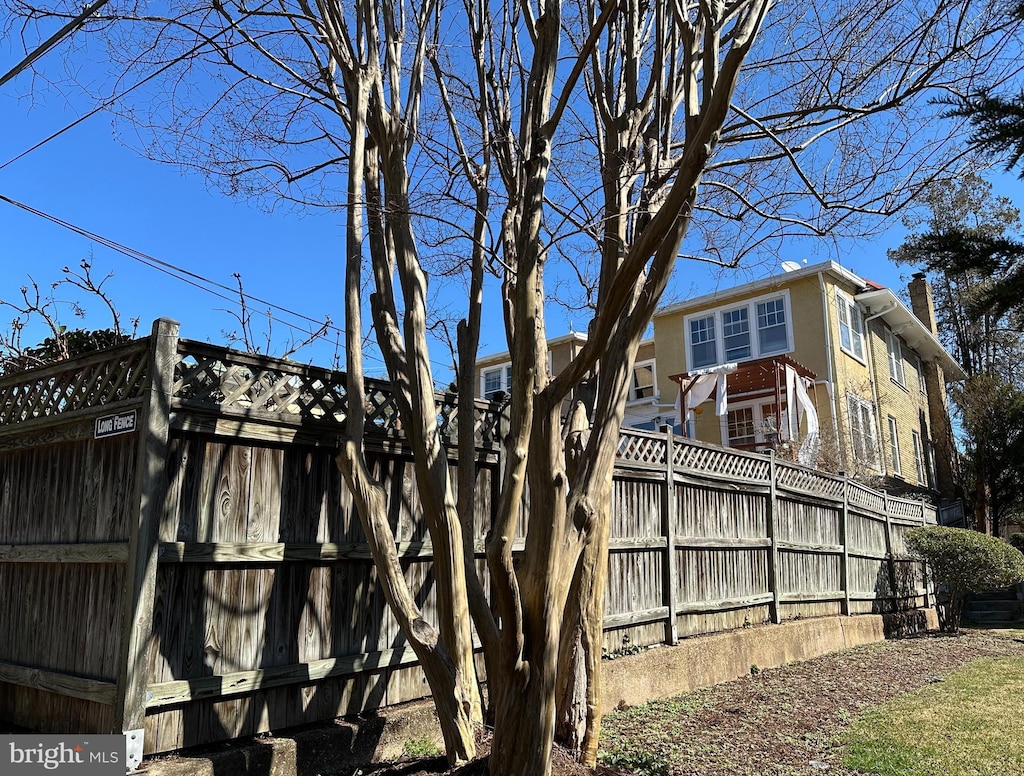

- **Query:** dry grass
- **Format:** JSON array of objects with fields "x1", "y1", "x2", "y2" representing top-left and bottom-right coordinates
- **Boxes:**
[{"x1": 597, "y1": 628, "x2": 1024, "y2": 776}]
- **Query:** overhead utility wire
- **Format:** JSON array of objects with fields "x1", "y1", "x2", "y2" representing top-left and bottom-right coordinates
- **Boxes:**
[
  {"x1": 0, "y1": 191, "x2": 341, "y2": 333},
  {"x1": 0, "y1": 192, "x2": 463, "y2": 381},
  {"x1": 0, "y1": 0, "x2": 111, "y2": 89},
  {"x1": 0, "y1": 5, "x2": 259, "y2": 172},
  {"x1": 0, "y1": 13, "x2": 459, "y2": 381}
]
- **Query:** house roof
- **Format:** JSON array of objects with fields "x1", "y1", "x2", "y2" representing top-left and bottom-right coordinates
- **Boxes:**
[
  {"x1": 476, "y1": 331, "x2": 589, "y2": 368},
  {"x1": 654, "y1": 260, "x2": 866, "y2": 317},
  {"x1": 854, "y1": 287, "x2": 967, "y2": 381}
]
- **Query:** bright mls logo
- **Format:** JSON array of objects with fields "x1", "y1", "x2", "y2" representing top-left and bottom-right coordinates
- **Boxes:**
[{"x1": 4, "y1": 735, "x2": 124, "y2": 775}]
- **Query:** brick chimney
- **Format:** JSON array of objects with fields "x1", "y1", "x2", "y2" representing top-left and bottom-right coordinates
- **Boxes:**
[
  {"x1": 907, "y1": 272, "x2": 958, "y2": 504},
  {"x1": 908, "y1": 272, "x2": 938, "y2": 335}
]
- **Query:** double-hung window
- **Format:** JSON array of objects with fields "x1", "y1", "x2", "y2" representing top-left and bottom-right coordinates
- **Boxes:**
[
  {"x1": 722, "y1": 308, "x2": 751, "y2": 361},
  {"x1": 885, "y1": 328, "x2": 906, "y2": 387},
  {"x1": 911, "y1": 352, "x2": 927, "y2": 395},
  {"x1": 690, "y1": 315, "x2": 717, "y2": 368},
  {"x1": 685, "y1": 292, "x2": 790, "y2": 370},
  {"x1": 887, "y1": 416, "x2": 902, "y2": 475},
  {"x1": 911, "y1": 430, "x2": 926, "y2": 485},
  {"x1": 630, "y1": 360, "x2": 656, "y2": 401},
  {"x1": 836, "y1": 292, "x2": 865, "y2": 361},
  {"x1": 847, "y1": 394, "x2": 878, "y2": 468},
  {"x1": 482, "y1": 364, "x2": 512, "y2": 400},
  {"x1": 757, "y1": 298, "x2": 788, "y2": 354}
]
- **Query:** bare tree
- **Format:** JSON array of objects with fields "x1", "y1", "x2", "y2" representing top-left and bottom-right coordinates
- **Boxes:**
[
  {"x1": 0, "y1": 259, "x2": 138, "y2": 373},
  {"x1": 6, "y1": 0, "x2": 1023, "y2": 773}
]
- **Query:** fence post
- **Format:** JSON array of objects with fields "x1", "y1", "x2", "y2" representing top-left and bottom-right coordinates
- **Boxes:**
[
  {"x1": 766, "y1": 451, "x2": 781, "y2": 624},
  {"x1": 661, "y1": 425, "x2": 679, "y2": 645},
  {"x1": 115, "y1": 318, "x2": 179, "y2": 769},
  {"x1": 882, "y1": 493, "x2": 897, "y2": 613},
  {"x1": 917, "y1": 504, "x2": 931, "y2": 610},
  {"x1": 840, "y1": 479, "x2": 851, "y2": 616}
]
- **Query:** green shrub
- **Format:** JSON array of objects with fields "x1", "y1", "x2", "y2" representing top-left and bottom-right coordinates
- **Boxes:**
[
  {"x1": 906, "y1": 526, "x2": 1024, "y2": 633},
  {"x1": 598, "y1": 746, "x2": 670, "y2": 776},
  {"x1": 402, "y1": 735, "x2": 441, "y2": 758}
]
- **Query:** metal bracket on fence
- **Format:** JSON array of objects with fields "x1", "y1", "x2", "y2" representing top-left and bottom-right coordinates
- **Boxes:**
[{"x1": 125, "y1": 729, "x2": 144, "y2": 773}]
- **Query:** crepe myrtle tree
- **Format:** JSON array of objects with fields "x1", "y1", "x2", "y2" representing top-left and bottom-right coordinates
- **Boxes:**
[{"x1": 7, "y1": 0, "x2": 1023, "y2": 772}]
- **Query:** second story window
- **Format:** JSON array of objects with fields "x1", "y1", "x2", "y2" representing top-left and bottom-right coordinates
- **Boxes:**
[
  {"x1": 757, "y1": 298, "x2": 788, "y2": 354},
  {"x1": 885, "y1": 328, "x2": 906, "y2": 387},
  {"x1": 684, "y1": 291, "x2": 791, "y2": 370},
  {"x1": 630, "y1": 360, "x2": 656, "y2": 401},
  {"x1": 836, "y1": 291, "x2": 865, "y2": 361},
  {"x1": 482, "y1": 364, "x2": 512, "y2": 400},
  {"x1": 690, "y1": 315, "x2": 717, "y2": 368},
  {"x1": 722, "y1": 308, "x2": 751, "y2": 361}
]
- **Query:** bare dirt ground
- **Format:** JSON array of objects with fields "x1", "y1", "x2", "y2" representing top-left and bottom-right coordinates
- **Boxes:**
[{"x1": 367, "y1": 628, "x2": 1024, "y2": 776}]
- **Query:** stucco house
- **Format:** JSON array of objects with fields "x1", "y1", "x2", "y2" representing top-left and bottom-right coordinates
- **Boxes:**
[{"x1": 652, "y1": 261, "x2": 963, "y2": 501}]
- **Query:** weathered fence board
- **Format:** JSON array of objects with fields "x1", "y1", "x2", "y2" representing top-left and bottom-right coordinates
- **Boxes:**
[{"x1": 0, "y1": 331, "x2": 938, "y2": 755}]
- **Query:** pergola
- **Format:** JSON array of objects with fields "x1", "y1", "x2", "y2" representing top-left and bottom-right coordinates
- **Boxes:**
[{"x1": 669, "y1": 354, "x2": 818, "y2": 450}]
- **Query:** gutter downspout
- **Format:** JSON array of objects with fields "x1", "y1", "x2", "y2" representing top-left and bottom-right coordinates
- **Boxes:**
[
  {"x1": 818, "y1": 272, "x2": 842, "y2": 462},
  {"x1": 864, "y1": 303, "x2": 899, "y2": 323},
  {"x1": 861, "y1": 307, "x2": 886, "y2": 475}
]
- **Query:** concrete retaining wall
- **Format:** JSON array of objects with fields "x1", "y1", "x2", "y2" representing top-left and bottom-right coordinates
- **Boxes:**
[{"x1": 602, "y1": 611, "x2": 934, "y2": 713}]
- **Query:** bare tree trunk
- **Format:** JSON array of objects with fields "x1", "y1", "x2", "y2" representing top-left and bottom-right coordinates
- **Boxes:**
[
  {"x1": 554, "y1": 501, "x2": 610, "y2": 765},
  {"x1": 336, "y1": 445, "x2": 478, "y2": 760}
]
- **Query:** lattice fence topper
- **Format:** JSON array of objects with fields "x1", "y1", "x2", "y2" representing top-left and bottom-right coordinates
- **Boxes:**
[
  {"x1": 888, "y1": 497, "x2": 926, "y2": 521},
  {"x1": 674, "y1": 441, "x2": 772, "y2": 482},
  {"x1": 172, "y1": 341, "x2": 504, "y2": 447},
  {"x1": 616, "y1": 431, "x2": 667, "y2": 465},
  {"x1": 848, "y1": 482, "x2": 887, "y2": 513},
  {"x1": 776, "y1": 462, "x2": 845, "y2": 500},
  {"x1": 0, "y1": 344, "x2": 150, "y2": 425}
]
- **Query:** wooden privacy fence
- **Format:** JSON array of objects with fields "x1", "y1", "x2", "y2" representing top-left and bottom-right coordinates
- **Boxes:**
[{"x1": 0, "y1": 319, "x2": 936, "y2": 758}]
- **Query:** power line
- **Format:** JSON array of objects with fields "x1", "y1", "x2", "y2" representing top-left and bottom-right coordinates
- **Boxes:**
[
  {"x1": 0, "y1": 191, "x2": 462, "y2": 380},
  {"x1": 0, "y1": 190, "x2": 342, "y2": 329},
  {"x1": 1, "y1": 1, "x2": 276, "y2": 171},
  {"x1": 0, "y1": 0, "x2": 111, "y2": 89}
]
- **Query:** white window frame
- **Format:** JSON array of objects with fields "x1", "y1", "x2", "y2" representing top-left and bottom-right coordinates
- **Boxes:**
[
  {"x1": 684, "y1": 290, "x2": 793, "y2": 371},
  {"x1": 629, "y1": 359, "x2": 657, "y2": 403},
  {"x1": 481, "y1": 363, "x2": 512, "y2": 400},
  {"x1": 847, "y1": 393, "x2": 879, "y2": 469},
  {"x1": 910, "y1": 351, "x2": 927, "y2": 395},
  {"x1": 722, "y1": 306, "x2": 752, "y2": 362},
  {"x1": 885, "y1": 327, "x2": 906, "y2": 388},
  {"x1": 911, "y1": 430, "x2": 926, "y2": 485},
  {"x1": 720, "y1": 399, "x2": 785, "y2": 449},
  {"x1": 887, "y1": 415, "x2": 902, "y2": 475},
  {"x1": 756, "y1": 297, "x2": 789, "y2": 355},
  {"x1": 689, "y1": 314, "x2": 718, "y2": 369},
  {"x1": 836, "y1": 290, "x2": 866, "y2": 363}
]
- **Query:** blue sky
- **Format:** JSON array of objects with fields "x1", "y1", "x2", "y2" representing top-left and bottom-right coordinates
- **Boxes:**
[{"x1": 2, "y1": 34, "x2": 1023, "y2": 382}]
